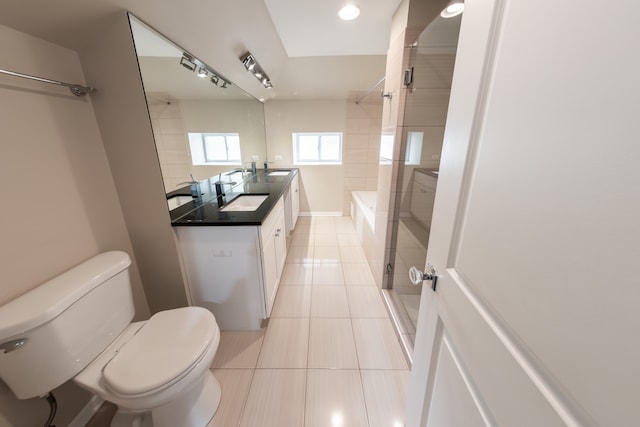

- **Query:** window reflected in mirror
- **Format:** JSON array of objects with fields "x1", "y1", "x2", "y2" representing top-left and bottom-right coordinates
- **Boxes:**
[{"x1": 128, "y1": 13, "x2": 267, "y2": 193}]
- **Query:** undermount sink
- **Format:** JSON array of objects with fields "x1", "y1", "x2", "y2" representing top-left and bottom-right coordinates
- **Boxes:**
[
  {"x1": 268, "y1": 171, "x2": 290, "y2": 176},
  {"x1": 219, "y1": 194, "x2": 269, "y2": 212},
  {"x1": 167, "y1": 196, "x2": 194, "y2": 210}
]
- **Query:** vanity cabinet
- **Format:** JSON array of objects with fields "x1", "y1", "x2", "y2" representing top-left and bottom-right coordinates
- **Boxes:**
[
  {"x1": 410, "y1": 170, "x2": 437, "y2": 230},
  {"x1": 175, "y1": 198, "x2": 287, "y2": 330},
  {"x1": 291, "y1": 173, "x2": 300, "y2": 229}
]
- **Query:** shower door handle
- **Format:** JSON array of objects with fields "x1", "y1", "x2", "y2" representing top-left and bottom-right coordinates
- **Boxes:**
[{"x1": 409, "y1": 264, "x2": 438, "y2": 291}]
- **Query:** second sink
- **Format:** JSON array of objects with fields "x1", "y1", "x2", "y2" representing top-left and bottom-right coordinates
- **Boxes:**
[{"x1": 220, "y1": 194, "x2": 269, "y2": 211}]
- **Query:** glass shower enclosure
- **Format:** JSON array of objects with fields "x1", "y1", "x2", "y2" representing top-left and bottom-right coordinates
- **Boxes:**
[{"x1": 385, "y1": 14, "x2": 462, "y2": 350}]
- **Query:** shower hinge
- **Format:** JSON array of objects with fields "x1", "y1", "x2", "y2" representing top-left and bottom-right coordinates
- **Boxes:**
[
  {"x1": 403, "y1": 67, "x2": 414, "y2": 86},
  {"x1": 386, "y1": 263, "x2": 393, "y2": 274}
]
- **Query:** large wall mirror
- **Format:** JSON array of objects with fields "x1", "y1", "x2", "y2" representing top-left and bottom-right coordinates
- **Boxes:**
[{"x1": 128, "y1": 14, "x2": 267, "y2": 193}]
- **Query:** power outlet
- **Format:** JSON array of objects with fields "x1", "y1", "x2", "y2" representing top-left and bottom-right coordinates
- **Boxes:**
[
  {"x1": 275, "y1": 155, "x2": 283, "y2": 161},
  {"x1": 212, "y1": 249, "x2": 232, "y2": 257}
]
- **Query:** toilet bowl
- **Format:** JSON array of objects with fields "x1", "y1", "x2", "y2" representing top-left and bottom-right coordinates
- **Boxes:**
[
  {"x1": 0, "y1": 251, "x2": 221, "y2": 427},
  {"x1": 75, "y1": 307, "x2": 221, "y2": 427}
]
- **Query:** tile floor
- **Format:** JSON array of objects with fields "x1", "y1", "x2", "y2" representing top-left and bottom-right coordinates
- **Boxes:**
[
  {"x1": 87, "y1": 216, "x2": 410, "y2": 427},
  {"x1": 208, "y1": 216, "x2": 410, "y2": 427}
]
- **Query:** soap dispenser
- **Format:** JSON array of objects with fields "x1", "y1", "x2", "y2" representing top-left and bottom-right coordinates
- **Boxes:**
[{"x1": 251, "y1": 160, "x2": 257, "y2": 175}]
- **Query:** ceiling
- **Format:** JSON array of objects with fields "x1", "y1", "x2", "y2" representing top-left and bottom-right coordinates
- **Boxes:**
[
  {"x1": 264, "y1": 0, "x2": 401, "y2": 57},
  {"x1": 0, "y1": 0, "x2": 404, "y2": 102}
]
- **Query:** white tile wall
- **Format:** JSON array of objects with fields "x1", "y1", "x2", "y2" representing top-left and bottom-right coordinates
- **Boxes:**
[
  {"x1": 343, "y1": 97, "x2": 383, "y2": 215},
  {"x1": 146, "y1": 92, "x2": 191, "y2": 192}
]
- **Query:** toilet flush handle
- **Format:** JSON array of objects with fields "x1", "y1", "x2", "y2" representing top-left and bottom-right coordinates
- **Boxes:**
[{"x1": 0, "y1": 338, "x2": 27, "y2": 354}]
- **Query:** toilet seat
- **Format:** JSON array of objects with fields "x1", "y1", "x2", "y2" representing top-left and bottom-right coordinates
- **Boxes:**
[{"x1": 103, "y1": 307, "x2": 217, "y2": 397}]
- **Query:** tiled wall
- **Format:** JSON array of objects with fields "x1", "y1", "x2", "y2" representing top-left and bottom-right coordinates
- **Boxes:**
[
  {"x1": 147, "y1": 94, "x2": 384, "y2": 214},
  {"x1": 366, "y1": 26, "x2": 413, "y2": 288},
  {"x1": 398, "y1": 53, "x2": 456, "y2": 215},
  {"x1": 146, "y1": 92, "x2": 191, "y2": 192},
  {"x1": 343, "y1": 96, "x2": 383, "y2": 215}
]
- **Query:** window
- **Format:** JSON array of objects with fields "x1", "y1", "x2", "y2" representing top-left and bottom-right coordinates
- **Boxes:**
[
  {"x1": 379, "y1": 133, "x2": 394, "y2": 165},
  {"x1": 378, "y1": 132, "x2": 423, "y2": 165},
  {"x1": 188, "y1": 133, "x2": 241, "y2": 165},
  {"x1": 405, "y1": 131, "x2": 424, "y2": 165},
  {"x1": 292, "y1": 132, "x2": 342, "y2": 165}
]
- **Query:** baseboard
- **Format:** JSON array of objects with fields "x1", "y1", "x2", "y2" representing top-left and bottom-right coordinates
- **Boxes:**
[
  {"x1": 299, "y1": 211, "x2": 343, "y2": 217},
  {"x1": 68, "y1": 395, "x2": 105, "y2": 427}
]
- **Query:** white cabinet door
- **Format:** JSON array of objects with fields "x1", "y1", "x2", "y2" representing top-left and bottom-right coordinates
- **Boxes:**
[
  {"x1": 176, "y1": 226, "x2": 265, "y2": 330},
  {"x1": 407, "y1": 1, "x2": 640, "y2": 426},
  {"x1": 262, "y1": 231, "x2": 278, "y2": 318},
  {"x1": 264, "y1": 208, "x2": 286, "y2": 316},
  {"x1": 273, "y1": 211, "x2": 287, "y2": 278},
  {"x1": 409, "y1": 175, "x2": 436, "y2": 230},
  {"x1": 291, "y1": 174, "x2": 300, "y2": 230},
  {"x1": 260, "y1": 198, "x2": 287, "y2": 316}
]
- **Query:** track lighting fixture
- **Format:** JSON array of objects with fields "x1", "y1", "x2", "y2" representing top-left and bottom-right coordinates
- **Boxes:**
[
  {"x1": 196, "y1": 67, "x2": 209, "y2": 78},
  {"x1": 178, "y1": 53, "x2": 230, "y2": 89},
  {"x1": 180, "y1": 54, "x2": 196, "y2": 71},
  {"x1": 240, "y1": 51, "x2": 273, "y2": 89}
]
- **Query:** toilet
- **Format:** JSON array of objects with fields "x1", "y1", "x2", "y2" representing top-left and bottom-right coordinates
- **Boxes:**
[{"x1": 0, "y1": 251, "x2": 221, "y2": 427}]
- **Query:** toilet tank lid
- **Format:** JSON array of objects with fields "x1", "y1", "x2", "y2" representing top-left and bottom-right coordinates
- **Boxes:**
[{"x1": 0, "y1": 251, "x2": 131, "y2": 340}]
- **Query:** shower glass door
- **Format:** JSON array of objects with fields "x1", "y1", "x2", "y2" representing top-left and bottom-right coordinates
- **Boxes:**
[{"x1": 386, "y1": 14, "x2": 461, "y2": 349}]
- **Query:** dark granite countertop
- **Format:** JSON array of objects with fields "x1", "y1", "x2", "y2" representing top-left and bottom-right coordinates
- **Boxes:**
[
  {"x1": 414, "y1": 168, "x2": 439, "y2": 179},
  {"x1": 168, "y1": 168, "x2": 299, "y2": 226}
]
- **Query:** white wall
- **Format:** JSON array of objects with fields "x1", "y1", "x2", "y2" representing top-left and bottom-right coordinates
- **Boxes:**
[
  {"x1": 264, "y1": 99, "x2": 382, "y2": 215},
  {"x1": 264, "y1": 100, "x2": 347, "y2": 214},
  {"x1": 181, "y1": 99, "x2": 267, "y2": 179},
  {"x1": 80, "y1": 12, "x2": 189, "y2": 314},
  {"x1": 0, "y1": 23, "x2": 150, "y2": 427}
]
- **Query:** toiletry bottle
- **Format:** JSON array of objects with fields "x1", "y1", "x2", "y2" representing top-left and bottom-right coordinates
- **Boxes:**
[
  {"x1": 251, "y1": 160, "x2": 257, "y2": 175},
  {"x1": 264, "y1": 161, "x2": 268, "y2": 172}
]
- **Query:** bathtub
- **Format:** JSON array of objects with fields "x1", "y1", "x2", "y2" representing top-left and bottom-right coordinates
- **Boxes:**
[{"x1": 351, "y1": 191, "x2": 376, "y2": 238}]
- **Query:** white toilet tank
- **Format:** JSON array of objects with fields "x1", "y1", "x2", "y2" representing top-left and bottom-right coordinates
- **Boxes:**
[{"x1": 0, "y1": 251, "x2": 136, "y2": 399}]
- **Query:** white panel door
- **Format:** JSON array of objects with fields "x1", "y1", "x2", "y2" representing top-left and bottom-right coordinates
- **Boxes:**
[{"x1": 407, "y1": 0, "x2": 640, "y2": 426}]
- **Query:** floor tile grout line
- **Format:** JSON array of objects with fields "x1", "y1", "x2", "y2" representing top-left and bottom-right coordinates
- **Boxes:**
[
  {"x1": 233, "y1": 367, "x2": 257, "y2": 427},
  {"x1": 221, "y1": 328, "x2": 266, "y2": 426},
  {"x1": 238, "y1": 216, "x2": 402, "y2": 425}
]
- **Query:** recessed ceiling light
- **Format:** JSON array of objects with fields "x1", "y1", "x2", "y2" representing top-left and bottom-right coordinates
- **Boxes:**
[
  {"x1": 441, "y1": 1, "x2": 464, "y2": 18},
  {"x1": 338, "y1": 4, "x2": 360, "y2": 21}
]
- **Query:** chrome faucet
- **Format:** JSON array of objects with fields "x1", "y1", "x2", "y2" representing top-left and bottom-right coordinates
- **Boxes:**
[
  {"x1": 214, "y1": 179, "x2": 237, "y2": 206},
  {"x1": 177, "y1": 174, "x2": 202, "y2": 202},
  {"x1": 242, "y1": 160, "x2": 257, "y2": 176}
]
